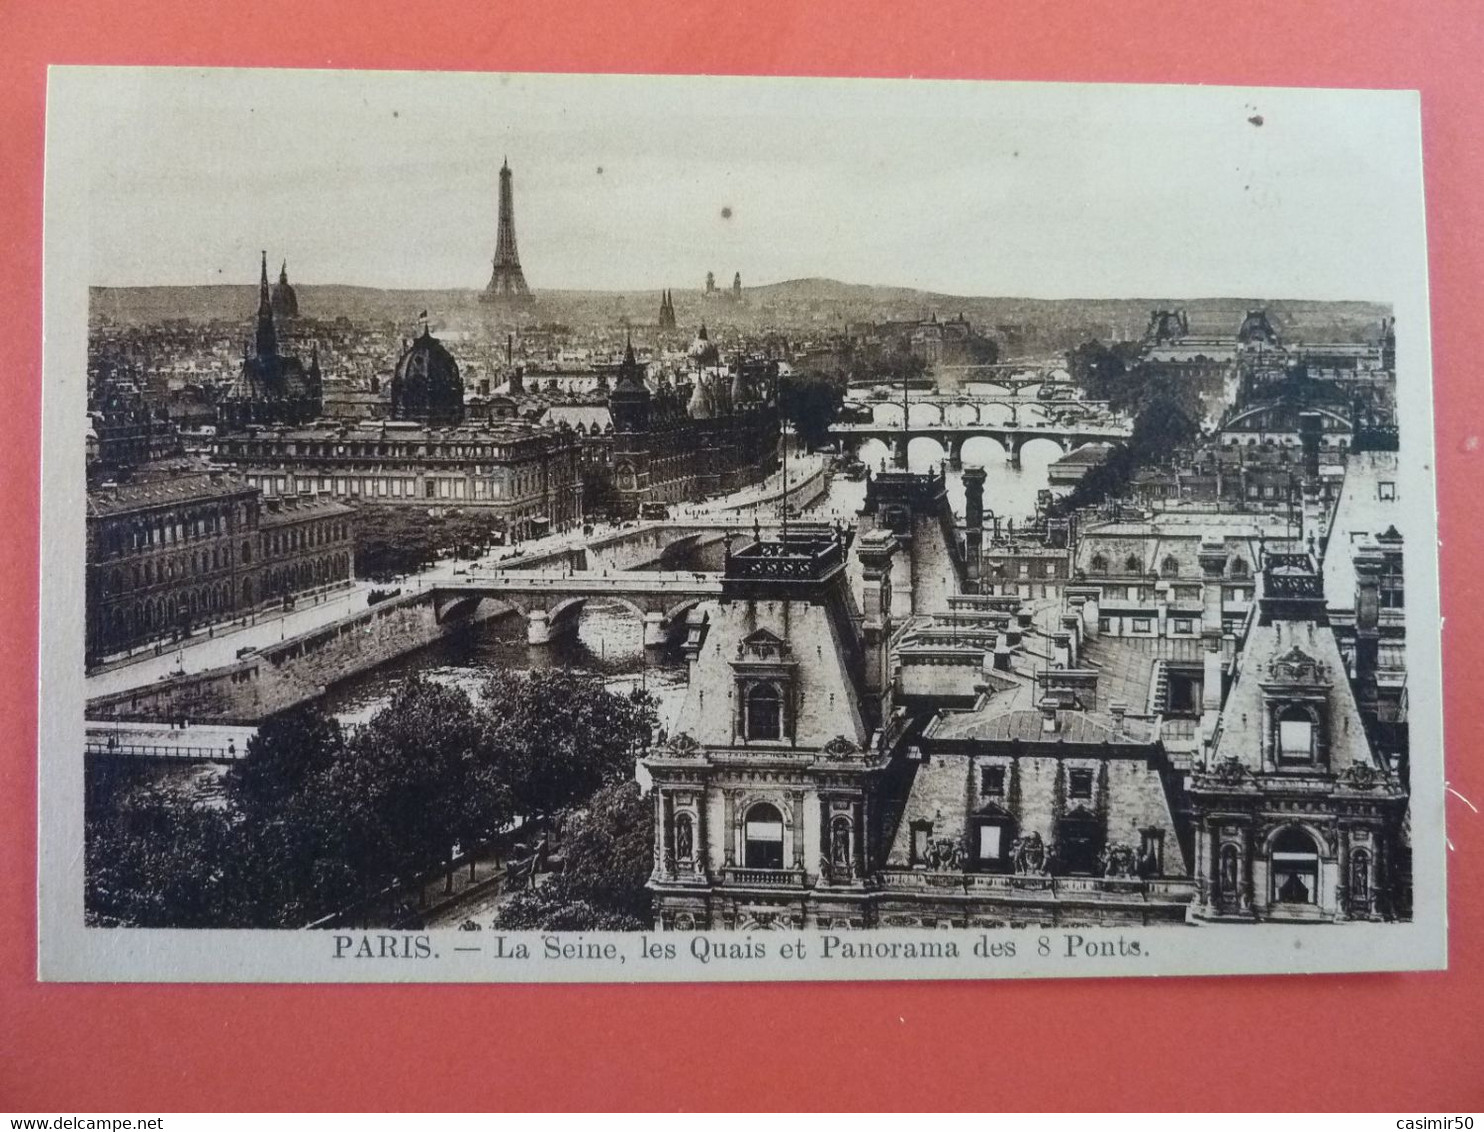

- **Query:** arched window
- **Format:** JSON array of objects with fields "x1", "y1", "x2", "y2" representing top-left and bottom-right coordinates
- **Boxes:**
[
  {"x1": 746, "y1": 682, "x2": 783, "y2": 741},
  {"x1": 1124, "y1": 554, "x2": 1141, "y2": 573},
  {"x1": 744, "y1": 803, "x2": 785, "y2": 869},
  {"x1": 1277, "y1": 704, "x2": 1316, "y2": 765},
  {"x1": 1271, "y1": 827, "x2": 1320, "y2": 905},
  {"x1": 1230, "y1": 557, "x2": 1249, "y2": 578},
  {"x1": 673, "y1": 813, "x2": 695, "y2": 863},
  {"x1": 1161, "y1": 555, "x2": 1180, "y2": 578},
  {"x1": 1089, "y1": 553, "x2": 1108, "y2": 574}
]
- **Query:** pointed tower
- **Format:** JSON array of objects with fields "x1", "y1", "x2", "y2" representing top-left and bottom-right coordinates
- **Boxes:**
[
  {"x1": 482, "y1": 158, "x2": 534, "y2": 303},
  {"x1": 658, "y1": 289, "x2": 677, "y2": 331},
  {"x1": 254, "y1": 250, "x2": 278, "y2": 361}
]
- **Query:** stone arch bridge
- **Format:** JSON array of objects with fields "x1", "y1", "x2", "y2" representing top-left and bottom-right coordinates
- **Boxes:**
[
  {"x1": 830, "y1": 420, "x2": 1132, "y2": 469},
  {"x1": 431, "y1": 569, "x2": 724, "y2": 646}
]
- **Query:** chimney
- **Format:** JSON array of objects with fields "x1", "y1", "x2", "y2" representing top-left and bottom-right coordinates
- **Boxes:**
[
  {"x1": 1353, "y1": 544, "x2": 1384, "y2": 685},
  {"x1": 1061, "y1": 614, "x2": 1083, "y2": 666},
  {"x1": 1299, "y1": 410, "x2": 1323, "y2": 480},
  {"x1": 1039, "y1": 697, "x2": 1060, "y2": 734},
  {"x1": 1052, "y1": 631, "x2": 1072, "y2": 669},
  {"x1": 994, "y1": 634, "x2": 1013, "y2": 672}
]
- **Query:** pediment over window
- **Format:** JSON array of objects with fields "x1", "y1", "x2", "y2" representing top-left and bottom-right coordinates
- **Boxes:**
[
  {"x1": 973, "y1": 799, "x2": 1014, "y2": 820},
  {"x1": 1266, "y1": 645, "x2": 1330, "y2": 687},
  {"x1": 736, "y1": 627, "x2": 792, "y2": 663}
]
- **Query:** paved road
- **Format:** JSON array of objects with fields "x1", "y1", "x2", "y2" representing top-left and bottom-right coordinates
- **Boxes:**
[{"x1": 86, "y1": 583, "x2": 381, "y2": 698}]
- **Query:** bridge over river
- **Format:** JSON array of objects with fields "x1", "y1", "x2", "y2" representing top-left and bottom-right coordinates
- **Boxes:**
[
  {"x1": 830, "y1": 419, "x2": 1132, "y2": 469},
  {"x1": 431, "y1": 569, "x2": 725, "y2": 645}
]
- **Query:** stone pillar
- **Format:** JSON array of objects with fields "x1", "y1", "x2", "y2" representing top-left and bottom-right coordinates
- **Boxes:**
[
  {"x1": 722, "y1": 790, "x2": 737, "y2": 867},
  {"x1": 791, "y1": 789, "x2": 807, "y2": 871},
  {"x1": 695, "y1": 791, "x2": 709, "y2": 879},
  {"x1": 653, "y1": 788, "x2": 667, "y2": 881},
  {"x1": 643, "y1": 611, "x2": 668, "y2": 648},
  {"x1": 526, "y1": 609, "x2": 553, "y2": 645}
]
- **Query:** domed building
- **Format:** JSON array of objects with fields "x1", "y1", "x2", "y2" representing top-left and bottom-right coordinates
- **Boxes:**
[
  {"x1": 270, "y1": 260, "x2": 299, "y2": 320},
  {"x1": 391, "y1": 324, "x2": 464, "y2": 427}
]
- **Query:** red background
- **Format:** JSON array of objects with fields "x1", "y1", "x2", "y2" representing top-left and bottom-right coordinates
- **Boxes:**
[{"x1": 2, "y1": 0, "x2": 1481, "y2": 1112}]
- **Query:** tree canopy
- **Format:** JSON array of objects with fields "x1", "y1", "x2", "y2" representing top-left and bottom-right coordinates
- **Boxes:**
[{"x1": 87, "y1": 669, "x2": 655, "y2": 929}]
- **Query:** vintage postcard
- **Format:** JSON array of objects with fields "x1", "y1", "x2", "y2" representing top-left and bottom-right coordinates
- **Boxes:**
[{"x1": 38, "y1": 68, "x2": 1444, "y2": 981}]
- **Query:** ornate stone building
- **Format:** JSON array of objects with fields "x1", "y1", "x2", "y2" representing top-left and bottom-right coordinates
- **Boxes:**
[
  {"x1": 218, "y1": 252, "x2": 322, "y2": 429},
  {"x1": 608, "y1": 332, "x2": 779, "y2": 517},
  {"x1": 85, "y1": 468, "x2": 354, "y2": 664},
  {"x1": 643, "y1": 502, "x2": 1409, "y2": 929}
]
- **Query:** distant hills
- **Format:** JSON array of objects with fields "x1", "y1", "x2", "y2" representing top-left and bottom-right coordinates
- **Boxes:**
[{"x1": 88, "y1": 279, "x2": 1390, "y2": 350}]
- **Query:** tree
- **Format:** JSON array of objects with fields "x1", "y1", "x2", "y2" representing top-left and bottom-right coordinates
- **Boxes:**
[
  {"x1": 494, "y1": 780, "x2": 654, "y2": 930},
  {"x1": 85, "y1": 781, "x2": 236, "y2": 927},
  {"x1": 778, "y1": 371, "x2": 846, "y2": 451},
  {"x1": 225, "y1": 704, "x2": 345, "y2": 817},
  {"x1": 345, "y1": 677, "x2": 511, "y2": 894},
  {"x1": 479, "y1": 670, "x2": 655, "y2": 830}
]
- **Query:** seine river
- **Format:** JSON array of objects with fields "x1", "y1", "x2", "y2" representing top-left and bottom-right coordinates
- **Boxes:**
[{"x1": 319, "y1": 446, "x2": 1059, "y2": 729}]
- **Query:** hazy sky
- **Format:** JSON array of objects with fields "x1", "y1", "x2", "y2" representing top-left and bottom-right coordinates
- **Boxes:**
[{"x1": 63, "y1": 68, "x2": 1425, "y2": 299}]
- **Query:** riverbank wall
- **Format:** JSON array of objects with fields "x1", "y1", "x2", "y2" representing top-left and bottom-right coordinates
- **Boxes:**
[{"x1": 85, "y1": 591, "x2": 509, "y2": 725}]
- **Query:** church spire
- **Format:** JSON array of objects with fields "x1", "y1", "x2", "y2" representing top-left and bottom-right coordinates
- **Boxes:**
[
  {"x1": 279, "y1": 259, "x2": 289, "y2": 284},
  {"x1": 254, "y1": 250, "x2": 277, "y2": 360}
]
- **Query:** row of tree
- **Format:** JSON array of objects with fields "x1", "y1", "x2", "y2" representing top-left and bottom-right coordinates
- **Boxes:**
[
  {"x1": 86, "y1": 671, "x2": 657, "y2": 929},
  {"x1": 1047, "y1": 340, "x2": 1203, "y2": 516}
]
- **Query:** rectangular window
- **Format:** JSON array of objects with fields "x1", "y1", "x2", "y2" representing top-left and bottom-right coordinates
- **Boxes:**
[
  {"x1": 1098, "y1": 618, "x2": 1111, "y2": 634},
  {"x1": 1173, "y1": 618, "x2": 1194, "y2": 634},
  {"x1": 911, "y1": 823, "x2": 933, "y2": 867},
  {"x1": 981, "y1": 765, "x2": 1006, "y2": 796},
  {"x1": 978, "y1": 825, "x2": 1002, "y2": 860},
  {"x1": 1378, "y1": 482, "x2": 1396, "y2": 501},
  {"x1": 1068, "y1": 768, "x2": 1094, "y2": 799},
  {"x1": 1126, "y1": 586, "x2": 1140, "y2": 602},
  {"x1": 1132, "y1": 618, "x2": 1153, "y2": 633},
  {"x1": 1278, "y1": 718, "x2": 1314, "y2": 764}
]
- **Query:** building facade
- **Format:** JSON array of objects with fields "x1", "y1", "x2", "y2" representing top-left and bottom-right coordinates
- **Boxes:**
[{"x1": 85, "y1": 469, "x2": 354, "y2": 663}]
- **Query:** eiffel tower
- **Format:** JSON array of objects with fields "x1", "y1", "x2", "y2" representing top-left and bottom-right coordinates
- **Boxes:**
[{"x1": 482, "y1": 158, "x2": 534, "y2": 303}]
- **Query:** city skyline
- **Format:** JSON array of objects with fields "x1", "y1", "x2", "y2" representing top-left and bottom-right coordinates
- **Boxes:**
[{"x1": 70, "y1": 69, "x2": 1425, "y2": 302}]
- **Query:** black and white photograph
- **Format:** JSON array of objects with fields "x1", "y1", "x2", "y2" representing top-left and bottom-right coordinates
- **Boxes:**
[{"x1": 37, "y1": 68, "x2": 1445, "y2": 981}]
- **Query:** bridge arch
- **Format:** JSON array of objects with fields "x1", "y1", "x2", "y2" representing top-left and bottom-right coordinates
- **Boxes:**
[
  {"x1": 960, "y1": 435, "x2": 1010, "y2": 467},
  {"x1": 853, "y1": 437, "x2": 893, "y2": 471},
  {"x1": 943, "y1": 401, "x2": 979, "y2": 426},
  {"x1": 870, "y1": 403, "x2": 904, "y2": 428},
  {"x1": 907, "y1": 401, "x2": 944, "y2": 428},
  {"x1": 906, "y1": 435, "x2": 949, "y2": 473},
  {"x1": 1015, "y1": 435, "x2": 1069, "y2": 467}
]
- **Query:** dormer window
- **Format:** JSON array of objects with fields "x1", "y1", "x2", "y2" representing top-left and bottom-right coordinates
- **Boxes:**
[
  {"x1": 745, "y1": 682, "x2": 783, "y2": 740},
  {"x1": 1277, "y1": 705, "x2": 1316, "y2": 765}
]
